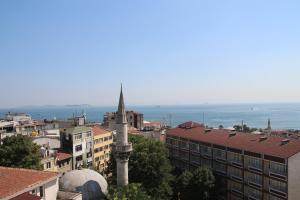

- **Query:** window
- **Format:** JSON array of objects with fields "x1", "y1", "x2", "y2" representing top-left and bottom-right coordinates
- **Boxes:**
[
  {"x1": 180, "y1": 151, "x2": 189, "y2": 161},
  {"x1": 248, "y1": 187, "x2": 261, "y2": 199},
  {"x1": 104, "y1": 137, "x2": 108, "y2": 141},
  {"x1": 180, "y1": 140, "x2": 189, "y2": 149},
  {"x1": 247, "y1": 172, "x2": 262, "y2": 186},
  {"x1": 86, "y1": 131, "x2": 91, "y2": 137},
  {"x1": 213, "y1": 162, "x2": 226, "y2": 174},
  {"x1": 46, "y1": 162, "x2": 51, "y2": 169},
  {"x1": 189, "y1": 142, "x2": 199, "y2": 152},
  {"x1": 75, "y1": 144, "x2": 82, "y2": 152},
  {"x1": 270, "y1": 162, "x2": 286, "y2": 176},
  {"x1": 201, "y1": 145, "x2": 212, "y2": 156},
  {"x1": 229, "y1": 152, "x2": 242, "y2": 165},
  {"x1": 39, "y1": 186, "x2": 44, "y2": 197},
  {"x1": 269, "y1": 179, "x2": 287, "y2": 193},
  {"x1": 109, "y1": 136, "x2": 113, "y2": 140},
  {"x1": 229, "y1": 166, "x2": 243, "y2": 180},
  {"x1": 74, "y1": 134, "x2": 82, "y2": 140},
  {"x1": 190, "y1": 154, "x2": 200, "y2": 164},
  {"x1": 95, "y1": 157, "x2": 100, "y2": 162},
  {"x1": 269, "y1": 195, "x2": 284, "y2": 200},
  {"x1": 86, "y1": 142, "x2": 92, "y2": 150},
  {"x1": 87, "y1": 152, "x2": 92, "y2": 158},
  {"x1": 248, "y1": 156, "x2": 262, "y2": 170},
  {"x1": 213, "y1": 148, "x2": 226, "y2": 160},
  {"x1": 230, "y1": 181, "x2": 243, "y2": 194},
  {"x1": 201, "y1": 158, "x2": 211, "y2": 168}
]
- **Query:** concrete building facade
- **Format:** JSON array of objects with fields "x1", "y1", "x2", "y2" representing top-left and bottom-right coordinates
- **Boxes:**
[
  {"x1": 166, "y1": 121, "x2": 300, "y2": 200},
  {"x1": 61, "y1": 126, "x2": 93, "y2": 170},
  {"x1": 92, "y1": 125, "x2": 113, "y2": 174}
]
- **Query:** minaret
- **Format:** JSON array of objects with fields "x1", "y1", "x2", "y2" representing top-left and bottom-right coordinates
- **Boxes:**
[
  {"x1": 113, "y1": 85, "x2": 132, "y2": 186},
  {"x1": 267, "y1": 118, "x2": 271, "y2": 130}
]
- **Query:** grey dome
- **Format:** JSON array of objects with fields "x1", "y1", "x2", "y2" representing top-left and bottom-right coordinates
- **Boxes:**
[{"x1": 60, "y1": 169, "x2": 108, "y2": 200}]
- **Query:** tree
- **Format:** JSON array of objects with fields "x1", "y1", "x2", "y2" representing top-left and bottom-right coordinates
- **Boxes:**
[
  {"x1": 175, "y1": 167, "x2": 215, "y2": 200},
  {"x1": 106, "y1": 135, "x2": 174, "y2": 200},
  {"x1": 0, "y1": 135, "x2": 42, "y2": 170},
  {"x1": 107, "y1": 183, "x2": 152, "y2": 200}
]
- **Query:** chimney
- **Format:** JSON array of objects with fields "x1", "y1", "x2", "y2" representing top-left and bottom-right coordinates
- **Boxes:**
[
  {"x1": 229, "y1": 132, "x2": 237, "y2": 137},
  {"x1": 205, "y1": 129, "x2": 212, "y2": 133},
  {"x1": 281, "y1": 139, "x2": 290, "y2": 145},
  {"x1": 259, "y1": 136, "x2": 268, "y2": 142}
]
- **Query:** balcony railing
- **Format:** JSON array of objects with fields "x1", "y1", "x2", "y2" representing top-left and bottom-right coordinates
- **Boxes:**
[{"x1": 113, "y1": 143, "x2": 132, "y2": 153}]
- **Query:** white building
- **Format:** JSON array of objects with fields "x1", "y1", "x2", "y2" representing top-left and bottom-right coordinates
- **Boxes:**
[{"x1": 61, "y1": 126, "x2": 93, "y2": 169}]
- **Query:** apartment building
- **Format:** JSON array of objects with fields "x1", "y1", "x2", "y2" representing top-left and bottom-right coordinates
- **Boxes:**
[
  {"x1": 92, "y1": 125, "x2": 113, "y2": 174},
  {"x1": 166, "y1": 121, "x2": 300, "y2": 200},
  {"x1": 61, "y1": 126, "x2": 93, "y2": 169}
]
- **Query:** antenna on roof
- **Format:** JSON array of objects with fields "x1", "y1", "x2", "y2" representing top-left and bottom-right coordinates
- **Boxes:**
[{"x1": 202, "y1": 112, "x2": 205, "y2": 125}]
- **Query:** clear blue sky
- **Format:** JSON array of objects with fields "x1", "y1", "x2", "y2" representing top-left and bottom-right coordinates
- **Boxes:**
[{"x1": 1, "y1": 0, "x2": 300, "y2": 107}]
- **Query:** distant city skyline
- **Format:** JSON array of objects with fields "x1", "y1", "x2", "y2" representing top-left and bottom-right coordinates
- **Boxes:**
[{"x1": 1, "y1": 1, "x2": 300, "y2": 108}]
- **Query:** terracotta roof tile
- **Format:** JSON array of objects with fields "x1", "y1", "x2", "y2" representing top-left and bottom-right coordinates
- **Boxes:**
[
  {"x1": 11, "y1": 193, "x2": 42, "y2": 200},
  {"x1": 167, "y1": 121, "x2": 300, "y2": 158},
  {"x1": 57, "y1": 151, "x2": 72, "y2": 161},
  {"x1": 92, "y1": 125, "x2": 110, "y2": 136},
  {"x1": 0, "y1": 167, "x2": 58, "y2": 199}
]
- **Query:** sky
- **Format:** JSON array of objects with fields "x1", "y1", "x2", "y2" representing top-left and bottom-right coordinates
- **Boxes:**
[{"x1": 1, "y1": 0, "x2": 300, "y2": 108}]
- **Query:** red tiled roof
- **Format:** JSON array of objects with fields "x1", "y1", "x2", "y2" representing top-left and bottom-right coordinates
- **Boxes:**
[
  {"x1": 128, "y1": 127, "x2": 140, "y2": 134},
  {"x1": 92, "y1": 125, "x2": 109, "y2": 136},
  {"x1": 57, "y1": 151, "x2": 72, "y2": 161},
  {"x1": 0, "y1": 167, "x2": 58, "y2": 199},
  {"x1": 11, "y1": 193, "x2": 42, "y2": 200},
  {"x1": 167, "y1": 121, "x2": 300, "y2": 158}
]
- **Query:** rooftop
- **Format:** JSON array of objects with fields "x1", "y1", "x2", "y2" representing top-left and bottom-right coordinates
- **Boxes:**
[
  {"x1": 0, "y1": 167, "x2": 58, "y2": 199},
  {"x1": 64, "y1": 126, "x2": 91, "y2": 135},
  {"x1": 57, "y1": 151, "x2": 72, "y2": 161},
  {"x1": 11, "y1": 193, "x2": 41, "y2": 200},
  {"x1": 92, "y1": 125, "x2": 110, "y2": 136},
  {"x1": 167, "y1": 121, "x2": 300, "y2": 158}
]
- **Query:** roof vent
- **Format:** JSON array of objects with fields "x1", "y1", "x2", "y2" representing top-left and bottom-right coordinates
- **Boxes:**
[
  {"x1": 259, "y1": 136, "x2": 268, "y2": 142},
  {"x1": 229, "y1": 132, "x2": 236, "y2": 137},
  {"x1": 205, "y1": 129, "x2": 212, "y2": 133},
  {"x1": 281, "y1": 139, "x2": 290, "y2": 145}
]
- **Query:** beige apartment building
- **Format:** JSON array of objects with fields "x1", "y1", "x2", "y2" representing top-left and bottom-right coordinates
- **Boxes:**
[
  {"x1": 92, "y1": 125, "x2": 113, "y2": 174},
  {"x1": 166, "y1": 121, "x2": 300, "y2": 200}
]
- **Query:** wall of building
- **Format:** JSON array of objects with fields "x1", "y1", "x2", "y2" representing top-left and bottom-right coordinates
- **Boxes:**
[
  {"x1": 93, "y1": 131, "x2": 113, "y2": 173},
  {"x1": 288, "y1": 152, "x2": 300, "y2": 200},
  {"x1": 45, "y1": 178, "x2": 59, "y2": 200},
  {"x1": 57, "y1": 158, "x2": 72, "y2": 174}
]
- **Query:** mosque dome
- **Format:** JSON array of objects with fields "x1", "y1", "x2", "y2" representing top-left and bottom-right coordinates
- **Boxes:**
[{"x1": 59, "y1": 169, "x2": 108, "y2": 200}]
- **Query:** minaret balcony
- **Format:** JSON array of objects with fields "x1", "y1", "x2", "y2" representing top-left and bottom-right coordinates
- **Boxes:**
[{"x1": 113, "y1": 143, "x2": 133, "y2": 153}]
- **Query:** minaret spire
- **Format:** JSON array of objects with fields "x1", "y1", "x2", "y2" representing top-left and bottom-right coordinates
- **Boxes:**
[{"x1": 116, "y1": 84, "x2": 127, "y2": 124}]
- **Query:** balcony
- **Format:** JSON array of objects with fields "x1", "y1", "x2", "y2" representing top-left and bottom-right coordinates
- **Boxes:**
[
  {"x1": 248, "y1": 181, "x2": 262, "y2": 189},
  {"x1": 230, "y1": 175, "x2": 243, "y2": 183},
  {"x1": 269, "y1": 187, "x2": 287, "y2": 198},
  {"x1": 112, "y1": 143, "x2": 132, "y2": 153},
  {"x1": 248, "y1": 166, "x2": 262, "y2": 174},
  {"x1": 269, "y1": 171, "x2": 287, "y2": 180},
  {"x1": 230, "y1": 161, "x2": 243, "y2": 168}
]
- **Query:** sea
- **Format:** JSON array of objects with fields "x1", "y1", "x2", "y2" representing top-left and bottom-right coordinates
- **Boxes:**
[{"x1": 1, "y1": 103, "x2": 300, "y2": 129}]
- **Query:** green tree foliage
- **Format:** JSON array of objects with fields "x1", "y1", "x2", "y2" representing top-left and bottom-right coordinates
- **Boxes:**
[
  {"x1": 175, "y1": 167, "x2": 215, "y2": 200},
  {"x1": 0, "y1": 135, "x2": 42, "y2": 170},
  {"x1": 107, "y1": 183, "x2": 152, "y2": 200},
  {"x1": 106, "y1": 135, "x2": 174, "y2": 200}
]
